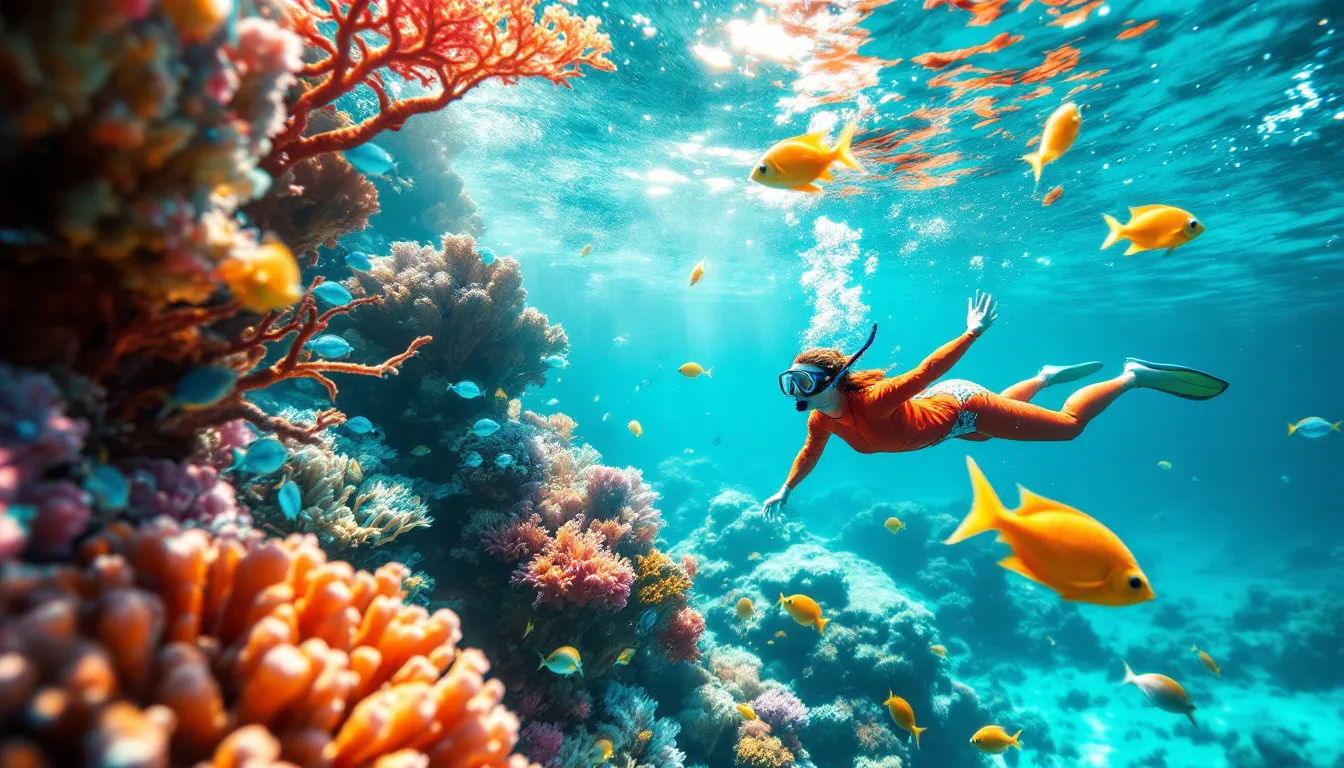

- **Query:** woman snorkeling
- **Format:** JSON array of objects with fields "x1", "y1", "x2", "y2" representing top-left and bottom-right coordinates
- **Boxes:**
[{"x1": 762, "y1": 291, "x2": 1229, "y2": 519}]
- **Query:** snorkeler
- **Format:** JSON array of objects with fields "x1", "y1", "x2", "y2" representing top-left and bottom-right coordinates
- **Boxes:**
[{"x1": 762, "y1": 291, "x2": 1229, "y2": 519}]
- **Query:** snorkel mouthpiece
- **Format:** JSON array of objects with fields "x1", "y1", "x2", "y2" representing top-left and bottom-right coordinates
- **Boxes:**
[{"x1": 795, "y1": 399, "x2": 808, "y2": 412}]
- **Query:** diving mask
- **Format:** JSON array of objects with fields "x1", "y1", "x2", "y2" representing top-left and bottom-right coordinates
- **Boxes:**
[{"x1": 777, "y1": 324, "x2": 878, "y2": 405}]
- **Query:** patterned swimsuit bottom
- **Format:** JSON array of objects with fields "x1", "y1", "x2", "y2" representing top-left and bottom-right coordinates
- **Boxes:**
[{"x1": 910, "y1": 379, "x2": 988, "y2": 442}]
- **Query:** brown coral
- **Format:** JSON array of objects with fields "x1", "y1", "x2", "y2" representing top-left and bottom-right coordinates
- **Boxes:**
[
  {"x1": 0, "y1": 518, "x2": 534, "y2": 766},
  {"x1": 242, "y1": 153, "x2": 379, "y2": 260}
]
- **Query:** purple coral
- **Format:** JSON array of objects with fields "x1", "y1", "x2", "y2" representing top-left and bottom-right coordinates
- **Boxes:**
[
  {"x1": 751, "y1": 689, "x2": 810, "y2": 732},
  {"x1": 124, "y1": 459, "x2": 250, "y2": 533},
  {"x1": 584, "y1": 464, "x2": 662, "y2": 545},
  {"x1": 519, "y1": 721, "x2": 564, "y2": 766}
]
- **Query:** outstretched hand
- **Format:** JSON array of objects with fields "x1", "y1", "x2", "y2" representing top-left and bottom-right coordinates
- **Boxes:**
[
  {"x1": 762, "y1": 486, "x2": 791, "y2": 522},
  {"x1": 967, "y1": 290, "x2": 998, "y2": 336}
]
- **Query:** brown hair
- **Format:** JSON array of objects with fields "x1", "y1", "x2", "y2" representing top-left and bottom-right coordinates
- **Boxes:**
[{"x1": 794, "y1": 348, "x2": 887, "y2": 392}]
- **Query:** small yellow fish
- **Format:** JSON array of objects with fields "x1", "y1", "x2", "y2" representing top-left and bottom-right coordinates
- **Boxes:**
[
  {"x1": 581, "y1": 244, "x2": 593, "y2": 257},
  {"x1": 1157, "y1": 460, "x2": 1172, "y2": 470},
  {"x1": 766, "y1": 640, "x2": 775, "y2": 645},
  {"x1": 930, "y1": 644, "x2": 948, "y2": 659},
  {"x1": 884, "y1": 517, "x2": 905, "y2": 534},
  {"x1": 774, "y1": 630, "x2": 787, "y2": 638},
  {"x1": 495, "y1": 388, "x2": 508, "y2": 401},
  {"x1": 689, "y1": 260, "x2": 705, "y2": 286},
  {"x1": 616, "y1": 647, "x2": 636, "y2": 665},
  {"x1": 749, "y1": 120, "x2": 863, "y2": 193},
  {"x1": 779, "y1": 593, "x2": 829, "y2": 635},
  {"x1": 1192, "y1": 645, "x2": 1220, "y2": 678},
  {"x1": 348, "y1": 459, "x2": 364, "y2": 484},
  {"x1": 678, "y1": 362, "x2": 712, "y2": 379},
  {"x1": 588, "y1": 737, "x2": 613, "y2": 764},
  {"x1": 538, "y1": 646, "x2": 583, "y2": 676},
  {"x1": 883, "y1": 691, "x2": 927, "y2": 748},
  {"x1": 1101, "y1": 205, "x2": 1204, "y2": 256},
  {"x1": 970, "y1": 725, "x2": 1023, "y2": 754},
  {"x1": 410, "y1": 445, "x2": 431, "y2": 457},
  {"x1": 628, "y1": 420, "x2": 643, "y2": 437},
  {"x1": 523, "y1": 619, "x2": 534, "y2": 639},
  {"x1": 217, "y1": 241, "x2": 303, "y2": 313},
  {"x1": 736, "y1": 597, "x2": 755, "y2": 621},
  {"x1": 1021, "y1": 102, "x2": 1081, "y2": 183},
  {"x1": 736, "y1": 703, "x2": 757, "y2": 720}
]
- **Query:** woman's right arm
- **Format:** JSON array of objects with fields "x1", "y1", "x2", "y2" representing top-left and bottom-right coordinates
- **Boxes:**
[
  {"x1": 763, "y1": 416, "x2": 831, "y2": 519},
  {"x1": 863, "y1": 291, "x2": 998, "y2": 412}
]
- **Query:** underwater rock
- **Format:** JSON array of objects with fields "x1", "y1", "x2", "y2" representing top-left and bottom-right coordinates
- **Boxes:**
[
  {"x1": 368, "y1": 111, "x2": 485, "y2": 242},
  {"x1": 1230, "y1": 585, "x2": 1344, "y2": 692}
]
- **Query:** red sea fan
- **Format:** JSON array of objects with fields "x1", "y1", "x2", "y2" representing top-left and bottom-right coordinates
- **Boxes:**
[
  {"x1": 659, "y1": 606, "x2": 706, "y2": 664},
  {"x1": 514, "y1": 518, "x2": 633, "y2": 610}
]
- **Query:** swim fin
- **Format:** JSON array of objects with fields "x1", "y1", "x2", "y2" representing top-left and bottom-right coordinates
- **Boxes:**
[
  {"x1": 1038, "y1": 361, "x2": 1104, "y2": 387},
  {"x1": 1123, "y1": 358, "x2": 1229, "y2": 401}
]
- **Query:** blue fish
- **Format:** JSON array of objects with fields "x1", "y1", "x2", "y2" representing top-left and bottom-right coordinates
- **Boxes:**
[
  {"x1": 312, "y1": 282, "x2": 353, "y2": 306},
  {"x1": 450, "y1": 380, "x2": 482, "y2": 399},
  {"x1": 471, "y1": 419, "x2": 500, "y2": 437},
  {"x1": 343, "y1": 142, "x2": 397, "y2": 177},
  {"x1": 278, "y1": 480, "x2": 302, "y2": 521},
  {"x1": 478, "y1": 247, "x2": 496, "y2": 265},
  {"x1": 83, "y1": 464, "x2": 128, "y2": 512},
  {"x1": 228, "y1": 438, "x2": 288, "y2": 476},
  {"x1": 637, "y1": 609, "x2": 658, "y2": 636},
  {"x1": 544, "y1": 355, "x2": 569, "y2": 369},
  {"x1": 463, "y1": 451, "x2": 483, "y2": 468},
  {"x1": 307, "y1": 334, "x2": 353, "y2": 359},
  {"x1": 346, "y1": 416, "x2": 374, "y2": 434},
  {"x1": 345, "y1": 251, "x2": 372, "y2": 271},
  {"x1": 171, "y1": 366, "x2": 238, "y2": 408},
  {"x1": 495, "y1": 453, "x2": 515, "y2": 468}
]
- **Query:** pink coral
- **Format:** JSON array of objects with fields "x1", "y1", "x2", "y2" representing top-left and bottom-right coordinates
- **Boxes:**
[
  {"x1": 195, "y1": 418, "x2": 256, "y2": 470},
  {"x1": 124, "y1": 458, "x2": 251, "y2": 533},
  {"x1": 520, "y1": 721, "x2": 564, "y2": 765},
  {"x1": 514, "y1": 518, "x2": 634, "y2": 610},
  {"x1": 16, "y1": 480, "x2": 92, "y2": 555},
  {"x1": 485, "y1": 513, "x2": 552, "y2": 563},
  {"x1": 659, "y1": 606, "x2": 706, "y2": 664},
  {"x1": 580, "y1": 464, "x2": 662, "y2": 547}
]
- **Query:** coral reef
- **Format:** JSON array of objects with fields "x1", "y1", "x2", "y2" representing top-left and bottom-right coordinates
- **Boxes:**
[
  {"x1": 242, "y1": 153, "x2": 380, "y2": 260},
  {"x1": 513, "y1": 517, "x2": 635, "y2": 610},
  {"x1": 124, "y1": 458, "x2": 250, "y2": 533},
  {"x1": 1229, "y1": 585, "x2": 1344, "y2": 692},
  {"x1": 0, "y1": 518, "x2": 534, "y2": 765},
  {"x1": 734, "y1": 721, "x2": 794, "y2": 768},
  {"x1": 659, "y1": 607, "x2": 707, "y2": 665},
  {"x1": 750, "y1": 688, "x2": 809, "y2": 733}
]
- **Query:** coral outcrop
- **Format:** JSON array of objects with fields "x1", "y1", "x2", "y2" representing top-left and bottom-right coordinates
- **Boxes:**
[
  {"x1": 367, "y1": 112, "x2": 485, "y2": 242},
  {"x1": 242, "y1": 153, "x2": 380, "y2": 260}
]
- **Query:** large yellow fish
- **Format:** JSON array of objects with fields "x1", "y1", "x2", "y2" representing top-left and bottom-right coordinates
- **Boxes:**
[
  {"x1": 883, "y1": 691, "x2": 926, "y2": 748},
  {"x1": 970, "y1": 725, "x2": 1022, "y2": 754},
  {"x1": 1021, "y1": 102, "x2": 1080, "y2": 184},
  {"x1": 1192, "y1": 645, "x2": 1220, "y2": 678},
  {"x1": 538, "y1": 646, "x2": 583, "y2": 676},
  {"x1": 616, "y1": 647, "x2": 636, "y2": 666},
  {"x1": 689, "y1": 260, "x2": 705, "y2": 286},
  {"x1": 778, "y1": 593, "x2": 830, "y2": 635},
  {"x1": 737, "y1": 703, "x2": 757, "y2": 720},
  {"x1": 1101, "y1": 205, "x2": 1204, "y2": 256},
  {"x1": 627, "y1": 420, "x2": 643, "y2": 437},
  {"x1": 678, "y1": 363, "x2": 712, "y2": 379},
  {"x1": 945, "y1": 457, "x2": 1155, "y2": 607},
  {"x1": 736, "y1": 597, "x2": 755, "y2": 620},
  {"x1": 749, "y1": 120, "x2": 863, "y2": 193},
  {"x1": 218, "y1": 241, "x2": 303, "y2": 313},
  {"x1": 884, "y1": 517, "x2": 905, "y2": 534}
]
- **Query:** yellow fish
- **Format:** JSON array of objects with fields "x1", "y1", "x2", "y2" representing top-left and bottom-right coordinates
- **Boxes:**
[
  {"x1": 217, "y1": 241, "x2": 303, "y2": 313},
  {"x1": 538, "y1": 646, "x2": 583, "y2": 676},
  {"x1": 1122, "y1": 661, "x2": 1197, "y2": 726},
  {"x1": 749, "y1": 120, "x2": 863, "y2": 193},
  {"x1": 689, "y1": 260, "x2": 705, "y2": 286},
  {"x1": 946, "y1": 457, "x2": 1155, "y2": 607},
  {"x1": 1021, "y1": 102, "x2": 1081, "y2": 183},
  {"x1": 1192, "y1": 645, "x2": 1220, "y2": 678},
  {"x1": 766, "y1": 640, "x2": 775, "y2": 645},
  {"x1": 970, "y1": 725, "x2": 1022, "y2": 754},
  {"x1": 628, "y1": 420, "x2": 643, "y2": 437},
  {"x1": 929, "y1": 644, "x2": 947, "y2": 659},
  {"x1": 736, "y1": 597, "x2": 755, "y2": 620},
  {"x1": 588, "y1": 737, "x2": 613, "y2": 764},
  {"x1": 1157, "y1": 460, "x2": 1172, "y2": 470},
  {"x1": 882, "y1": 691, "x2": 927, "y2": 748},
  {"x1": 616, "y1": 647, "x2": 636, "y2": 666},
  {"x1": 778, "y1": 593, "x2": 830, "y2": 635},
  {"x1": 884, "y1": 517, "x2": 905, "y2": 534},
  {"x1": 522, "y1": 619, "x2": 534, "y2": 639},
  {"x1": 774, "y1": 630, "x2": 787, "y2": 638},
  {"x1": 348, "y1": 459, "x2": 364, "y2": 484},
  {"x1": 736, "y1": 703, "x2": 757, "y2": 720},
  {"x1": 495, "y1": 388, "x2": 508, "y2": 401},
  {"x1": 581, "y1": 244, "x2": 593, "y2": 257},
  {"x1": 1101, "y1": 205, "x2": 1204, "y2": 256},
  {"x1": 678, "y1": 362, "x2": 712, "y2": 379},
  {"x1": 410, "y1": 445, "x2": 431, "y2": 457}
]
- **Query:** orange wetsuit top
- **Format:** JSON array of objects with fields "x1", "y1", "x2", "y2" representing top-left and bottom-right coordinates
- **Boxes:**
[{"x1": 785, "y1": 331, "x2": 978, "y2": 489}]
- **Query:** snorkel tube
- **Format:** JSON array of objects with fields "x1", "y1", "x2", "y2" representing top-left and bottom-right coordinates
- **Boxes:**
[{"x1": 794, "y1": 323, "x2": 879, "y2": 411}]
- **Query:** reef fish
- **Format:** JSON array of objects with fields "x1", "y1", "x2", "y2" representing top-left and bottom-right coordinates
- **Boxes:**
[
  {"x1": 774, "y1": 631, "x2": 786, "y2": 638},
  {"x1": 218, "y1": 241, "x2": 303, "y2": 313},
  {"x1": 169, "y1": 366, "x2": 238, "y2": 409},
  {"x1": 343, "y1": 142, "x2": 398, "y2": 178},
  {"x1": 1192, "y1": 646, "x2": 1221, "y2": 678},
  {"x1": 678, "y1": 362, "x2": 712, "y2": 379},
  {"x1": 1022, "y1": 102, "x2": 1081, "y2": 183},
  {"x1": 736, "y1": 597, "x2": 755, "y2": 620},
  {"x1": 312, "y1": 281, "x2": 353, "y2": 306},
  {"x1": 494, "y1": 453, "x2": 514, "y2": 468},
  {"x1": 945, "y1": 457, "x2": 1155, "y2": 607},
  {"x1": 345, "y1": 251, "x2": 372, "y2": 271},
  {"x1": 883, "y1": 692, "x2": 926, "y2": 748},
  {"x1": 778, "y1": 593, "x2": 830, "y2": 635},
  {"x1": 463, "y1": 452, "x2": 484, "y2": 468},
  {"x1": 884, "y1": 516, "x2": 905, "y2": 534},
  {"x1": 628, "y1": 420, "x2": 643, "y2": 437},
  {"x1": 227, "y1": 438, "x2": 287, "y2": 476},
  {"x1": 970, "y1": 725, "x2": 1022, "y2": 754},
  {"x1": 1101, "y1": 205, "x2": 1204, "y2": 256},
  {"x1": 581, "y1": 244, "x2": 593, "y2": 257},
  {"x1": 471, "y1": 419, "x2": 501, "y2": 437},
  {"x1": 538, "y1": 646, "x2": 583, "y2": 676},
  {"x1": 689, "y1": 260, "x2": 705, "y2": 286},
  {"x1": 614, "y1": 335, "x2": 629, "y2": 345},
  {"x1": 1122, "y1": 661, "x2": 1197, "y2": 726},
  {"x1": 83, "y1": 464, "x2": 128, "y2": 512},
  {"x1": 1288, "y1": 416, "x2": 1339, "y2": 438},
  {"x1": 277, "y1": 480, "x2": 301, "y2": 521},
  {"x1": 345, "y1": 416, "x2": 374, "y2": 434},
  {"x1": 1157, "y1": 460, "x2": 1172, "y2": 470},
  {"x1": 616, "y1": 647, "x2": 636, "y2": 665},
  {"x1": 306, "y1": 334, "x2": 354, "y2": 359},
  {"x1": 544, "y1": 355, "x2": 569, "y2": 369},
  {"x1": 410, "y1": 445, "x2": 431, "y2": 457},
  {"x1": 736, "y1": 704, "x2": 757, "y2": 720},
  {"x1": 478, "y1": 247, "x2": 496, "y2": 265},
  {"x1": 449, "y1": 380, "x2": 482, "y2": 399},
  {"x1": 523, "y1": 620, "x2": 534, "y2": 639},
  {"x1": 637, "y1": 609, "x2": 658, "y2": 635},
  {"x1": 749, "y1": 120, "x2": 862, "y2": 194},
  {"x1": 930, "y1": 644, "x2": 948, "y2": 659},
  {"x1": 588, "y1": 738, "x2": 612, "y2": 764}
]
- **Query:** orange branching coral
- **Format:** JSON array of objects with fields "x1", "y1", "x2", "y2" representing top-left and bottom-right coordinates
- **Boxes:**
[
  {"x1": 243, "y1": 153, "x2": 380, "y2": 260},
  {"x1": 0, "y1": 519, "x2": 535, "y2": 766},
  {"x1": 735, "y1": 730, "x2": 794, "y2": 768},
  {"x1": 522, "y1": 411, "x2": 578, "y2": 444},
  {"x1": 634, "y1": 550, "x2": 693, "y2": 608},
  {"x1": 267, "y1": 0, "x2": 617, "y2": 170}
]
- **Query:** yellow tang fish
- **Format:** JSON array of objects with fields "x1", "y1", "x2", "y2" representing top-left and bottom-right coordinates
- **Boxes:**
[
  {"x1": 946, "y1": 457, "x2": 1154, "y2": 607},
  {"x1": 1191, "y1": 645, "x2": 1220, "y2": 678},
  {"x1": 1101, "y1": 205, "x2": 1204, "y2": 256},
  {"x1": 678, "y1": 362, "x2": 712, "y2": 379},
  {"x1": 1021, "y1": 102, "x2": 1081, "y2": 184},
  {"x1": 538, "y1": 646, "x2": 583, "y2": 676},
  {"x1": 882, "y1": 691, "x2": 927, "y2": 748},
  {"x1": 522, "y1": 619, "x2": 534, "y2": 640},
  {"x1": 689, "y1": 260, "x2": 705, "y2": 286},
  {"x1": 778, "y1": 594, "x2": 830, "y2": 635},
  {"x1": 884, "y1": 517, "x2": 905, "y2": 534},
  {"x1": 217, "y1": 241, "x2": 303, "y2": 313},
  {"x1": 749, "y1": 120, "x2": 863, "y2": 193},
  {"x1": 736, "y1": 703, "x2": 757, "y2": 720},
  {"x1": 628, "y1": 420, "x2": 643, "y2": 437},
  {"x1": 970, "y1": 725, "x2": 1022, "y2": 754},
  {"x1": 588, "y1": 737, "x2": 613, "y2": 764},
  {"x1": 616, "y1": 647, "x2": 635, "y2": 665},
  {"x1": 736, "y1": 597, "x2": 755, "y2": 621},
  {"x1": 929, "y1": 644, "x2": 947, "y2": 659}
]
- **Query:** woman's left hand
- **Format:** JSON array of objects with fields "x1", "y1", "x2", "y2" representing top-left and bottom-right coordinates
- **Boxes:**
[{"x1": 966, "y1": 290, "x2": 998, "y2": 336}]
